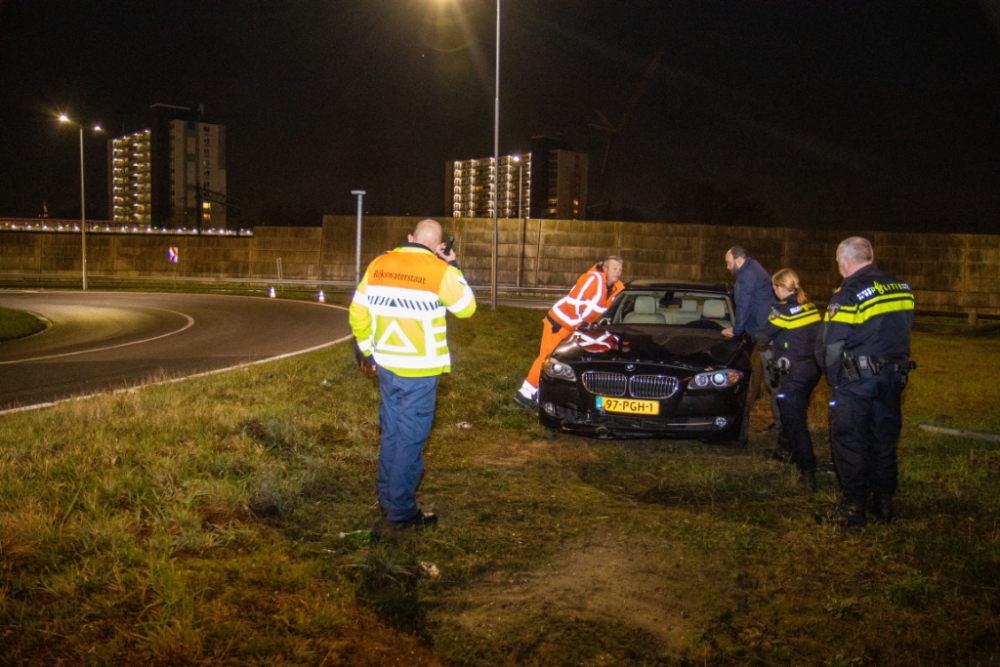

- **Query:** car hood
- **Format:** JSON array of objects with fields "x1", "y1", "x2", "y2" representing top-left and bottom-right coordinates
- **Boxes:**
[{"x1": 555, "y1": 324, "x2": 746, "y2": 370}]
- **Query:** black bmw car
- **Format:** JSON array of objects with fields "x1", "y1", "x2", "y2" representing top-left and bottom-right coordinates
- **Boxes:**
[{"x1": 537, "y1": 279, "x2": 760, "y2": 444}]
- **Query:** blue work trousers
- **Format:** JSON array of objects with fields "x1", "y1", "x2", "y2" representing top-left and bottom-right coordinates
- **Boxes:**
[
  {"x1": 776, "y1": 365, "x2": 821, "y2": 474},
  {"x1": 829, "y1": 373, "x2": 903, "y2": 505},
  {"x1": 376, "y1": 366, "x2": 439, "y2": 522}
]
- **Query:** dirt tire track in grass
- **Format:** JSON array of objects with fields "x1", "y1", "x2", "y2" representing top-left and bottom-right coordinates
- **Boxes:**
[{"x1": 441, "y1": 534, "x2": 726, "y2": 661}]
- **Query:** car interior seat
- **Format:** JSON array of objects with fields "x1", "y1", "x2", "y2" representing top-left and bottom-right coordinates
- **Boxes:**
[
  {"x1": 623, "y1": 295, "x2": 666, "y2": 324},
  {"x1": 675, "y1": 298, "x2": 702, "y2": 324},
  {"x1": 702, "y1": 299, "x2": 729, "y2": 325}
]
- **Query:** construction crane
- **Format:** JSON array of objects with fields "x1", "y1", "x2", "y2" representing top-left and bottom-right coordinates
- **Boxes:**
[{"x1": 589, "y1": 47, "x2": 665, "y2": 210}]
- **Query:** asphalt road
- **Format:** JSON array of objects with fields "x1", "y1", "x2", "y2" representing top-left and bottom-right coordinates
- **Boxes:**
[{"x1": 0, "y1": 292, "x2": 352, "y2": 412}]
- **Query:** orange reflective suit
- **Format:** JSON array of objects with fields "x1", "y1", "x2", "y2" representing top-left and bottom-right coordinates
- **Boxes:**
[{"x1": 518, "y1": 263, "x2": 624, "y2": 401}]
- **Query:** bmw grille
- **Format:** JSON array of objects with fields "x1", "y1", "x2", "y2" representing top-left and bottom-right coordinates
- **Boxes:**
[
  {"x1": 581, "y1": 371, "x2": 678, "y2": 399},
  {"x1": 629, "y1": 375, "x2": 679, "y2": 399},
  {"x1": 581, "y1": 371, "x2": 627, "y2": 397}
]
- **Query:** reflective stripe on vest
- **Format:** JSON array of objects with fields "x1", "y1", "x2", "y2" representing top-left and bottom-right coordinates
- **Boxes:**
[
  {"x1": 550, "y1": 270, "x2": 608, "y2": 329},
  {"x1": 350, "y1": 246, "x2": 476, "y2": 376}
]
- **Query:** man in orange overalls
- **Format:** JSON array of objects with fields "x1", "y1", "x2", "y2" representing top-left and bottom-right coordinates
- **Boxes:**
[{"x1": 515, "y1": 257, "x2": 625, "y2": 409}]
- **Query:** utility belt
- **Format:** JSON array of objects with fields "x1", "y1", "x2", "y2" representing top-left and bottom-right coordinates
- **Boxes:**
[
  {"x1": 842, "y1": 354, "x2": 916, "y2": 382},
  {"x1": 765, "y1": 356, "x2": 791, "y2": 387}
]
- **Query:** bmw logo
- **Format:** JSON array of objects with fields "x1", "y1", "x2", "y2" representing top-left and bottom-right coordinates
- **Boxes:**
[{"x1": 625, "y1": 364, "x2": 635, "y2": 372}]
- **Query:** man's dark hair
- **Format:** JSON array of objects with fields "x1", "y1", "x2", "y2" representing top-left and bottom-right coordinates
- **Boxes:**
[{"x1": 728, "y1": 245, "x2": 747, "y2": 260}]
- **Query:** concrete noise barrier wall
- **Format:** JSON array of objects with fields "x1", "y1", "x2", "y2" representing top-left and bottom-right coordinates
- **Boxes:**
[{"x1": 2, "y1": 215, "x2": 998, "y2": 315}]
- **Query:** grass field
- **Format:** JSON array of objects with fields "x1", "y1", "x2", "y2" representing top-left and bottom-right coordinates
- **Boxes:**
[
  {"x1": 1, "y1": 303, "x2": 998, "y2": 666},
  {"x1": 0, "y1": 306, "x2": 46, "y2": 342}
]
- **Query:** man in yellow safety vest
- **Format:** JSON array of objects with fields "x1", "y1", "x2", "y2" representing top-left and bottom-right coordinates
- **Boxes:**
[{"x1": 349, "y1": 219, "x2": 476, "y2": 529}]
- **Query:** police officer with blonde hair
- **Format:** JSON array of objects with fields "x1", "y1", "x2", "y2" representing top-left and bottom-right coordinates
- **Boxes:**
[
  {"x1": 350, "y1": 219, "x2": 476, "y2": 529},
  {"x1": 815, "y1": 236, "x2": 914, "y2": 527},
  {"x1": 756, "y1": 268, "x2": 823, "y2": 491}
]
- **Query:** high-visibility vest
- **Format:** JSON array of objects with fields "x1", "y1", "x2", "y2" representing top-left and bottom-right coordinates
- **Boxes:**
[
  {"x1": 349, "y1": 245, "x2": 476, "y2": 377},
  {"x1": 548, "y1": 264, "x2": 624, "y2": 330}
]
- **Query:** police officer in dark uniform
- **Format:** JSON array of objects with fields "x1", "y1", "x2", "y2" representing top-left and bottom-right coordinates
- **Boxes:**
[
  {"x1": 815, "y1": 237, "x2": 915, "y2": 527},
  {"x1": 756, "y1": 268, "x2": 823, "y2": 492}
]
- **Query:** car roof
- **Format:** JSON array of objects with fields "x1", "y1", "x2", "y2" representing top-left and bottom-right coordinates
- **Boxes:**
[{"x1": 624, "y1": 278, "x2": 732, "y2": 295}]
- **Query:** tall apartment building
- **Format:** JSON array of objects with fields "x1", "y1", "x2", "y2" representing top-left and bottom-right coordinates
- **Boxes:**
[
  {"x1": 109, "y1": 129, "x2": 152, "y2": 223},
  {"x1": 108, "y1": 103, "x2": 227, "y2": 229},
  {"x1": 447, "y1": 154, "x2": 530, "y2": 219},
  {"x1": 446, "y1": 136, "x2": 587, "y2": 220},
  {"x1": 528, "y1": 136, "x2": 588, "y2": 220}
]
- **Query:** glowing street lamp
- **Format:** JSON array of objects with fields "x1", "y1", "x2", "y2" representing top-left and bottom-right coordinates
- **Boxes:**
[{"x1": 59, "y1": 114, "x2": 103, "y2": 291}]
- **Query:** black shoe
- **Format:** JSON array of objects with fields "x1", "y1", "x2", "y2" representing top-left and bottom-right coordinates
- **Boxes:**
[
  {"x1": 815, "y1": 501, "x2": 866, "y2": 528},
  {"x1": 799, "y1": 470, "x2": 817, "y2": 494},
  {"x1": 514, "y1": 392, "x2": 537, "y2": 411},
  {"x1": 390, "y1": 511, "x2": 438, "y2": 531},
  {"x1": 872, "y1": 496, "x2": 893, "y2": 523}
]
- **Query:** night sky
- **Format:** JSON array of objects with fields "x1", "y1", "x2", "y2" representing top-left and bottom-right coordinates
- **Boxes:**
[{"x1": 1, "y1": 0, "x2": 997, "y2": 231}]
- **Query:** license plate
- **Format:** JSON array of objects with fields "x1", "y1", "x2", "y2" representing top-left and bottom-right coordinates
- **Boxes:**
[{"x1": 596, "y1": 396, "x2": 660, "y2": 415}]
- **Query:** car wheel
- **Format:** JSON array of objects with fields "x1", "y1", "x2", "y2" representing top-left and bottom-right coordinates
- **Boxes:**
[
  {"x1": 737, "y1": 357, "x2": 762, "y2": 446},
  {"x1": 706, "y1": 361, "x2": 758, "y2": 447},
  {"x1": 731, "y1": 386, "x2": 753, "y2": 447}
]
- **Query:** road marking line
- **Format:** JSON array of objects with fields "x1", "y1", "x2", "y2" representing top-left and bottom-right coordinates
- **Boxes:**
[
  {"x1": 0, "y1": 307, "x2": 196, "y2": 365},
  {"x1": 0, "y1": 334, "x2": 355, "y2": 416}
]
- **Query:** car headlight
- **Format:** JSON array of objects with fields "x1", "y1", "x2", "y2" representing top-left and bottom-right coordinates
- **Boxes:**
[
  {"x1": 543, "y1": 358, "x2": 577, "y2": 381},
  {"x1": 691, "y1": 369, "x2": 742, "y2": 389}
]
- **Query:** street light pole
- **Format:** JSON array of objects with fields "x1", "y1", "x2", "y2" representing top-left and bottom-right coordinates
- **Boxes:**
[
  {"x1": 60, "y1": 114, "x2": 101, "y2": 291},
  {"x1": 351, "y1": 190, "x2": 366, "y2": 285},
  {"x1": 77, "y1": 125, "x2": 87, "y2": 291},
  {"x1": 516, "y1": 156, "x2": 523, "y2": 289},
  {"x1": 516, "y1": 158, "x2": 523, "y2": 220},
  {"x1": 490, "y1": 0, "x2": 501, "y2": 310}
]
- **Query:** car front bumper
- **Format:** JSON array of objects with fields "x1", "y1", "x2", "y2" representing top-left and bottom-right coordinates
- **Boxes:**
[{"x1": 537, "y1": 379, "x2": 749, "y2": 439}]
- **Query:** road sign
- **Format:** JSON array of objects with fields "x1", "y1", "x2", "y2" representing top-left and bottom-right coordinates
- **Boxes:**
[{"x1": 168, "y1": 247, "x2": 179, "y2": 263}]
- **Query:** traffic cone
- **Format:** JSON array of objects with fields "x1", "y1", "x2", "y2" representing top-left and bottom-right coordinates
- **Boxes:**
[
  {"x1": 318, "y1": 290, "x2": 325, "y2": 303},
  {"x1": 269, "y1": 287, "x2": 276, "y2": 299}
]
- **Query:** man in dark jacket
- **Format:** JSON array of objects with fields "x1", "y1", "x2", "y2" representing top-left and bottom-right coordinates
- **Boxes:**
[
  {"x1": 722, "y1": 246, "x2": 780, "y2": 430},
  {"x1": 721, "y1": 246, "x2": 773, "y2": 340}
]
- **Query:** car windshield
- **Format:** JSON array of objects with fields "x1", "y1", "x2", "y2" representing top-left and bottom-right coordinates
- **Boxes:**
[{"x1": 605, "y1": 290, "x2": 734, "y2": 330}]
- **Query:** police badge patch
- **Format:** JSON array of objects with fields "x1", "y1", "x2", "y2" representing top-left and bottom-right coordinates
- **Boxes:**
[{"x1": 828, "y1": 303, "x2": 840, "y2": 316}]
